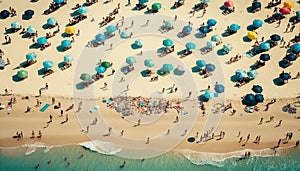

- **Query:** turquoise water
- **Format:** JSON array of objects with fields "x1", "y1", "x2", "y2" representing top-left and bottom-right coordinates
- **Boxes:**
[{"x1": 0, "y1": 145, "x2": 299, "y2": 171}]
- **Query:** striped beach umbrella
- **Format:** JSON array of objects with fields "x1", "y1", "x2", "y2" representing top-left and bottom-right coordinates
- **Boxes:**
[
  {"x1": 247, "y1": 69, "x2": 258, "y2": 79},
  {"x1": 211, "y1": 34, "x2": 222, "y2": 42},
  {"x1": 223, "y1": 44, "x2": 233, "y2": 52},
  {"x1": 64, "y1": 54, "x2": 74, "y2": 63},
  {"x1": 11, "y1": 21, "x2": 21, "y2": 29},
  {"x1": 26, "y1": 52, "x2": 37, "y2": 61},
  {"x1": 27, "y1": 26, "x2": 36, "y2": 34},
  {"x1": 207, "y1": 41, "x2": 216, "y2": 48},
  {"x1": 47, "y1": 18, "x2": 57, "y2": 26},
  {"x1": 17, "y1": 70, "x2": 28, "y2": 79}
]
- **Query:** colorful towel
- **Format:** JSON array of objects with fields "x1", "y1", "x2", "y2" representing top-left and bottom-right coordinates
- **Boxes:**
[{"x1": 40, "y1": 104, "x2": 50, "y2": 112}]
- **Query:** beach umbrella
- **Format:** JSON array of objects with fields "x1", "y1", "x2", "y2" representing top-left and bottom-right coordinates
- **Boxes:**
[
  {"x1": 177, "y1": 63, "x2": 186, "y2": 72},
  {"x1": 283, "y1": 1, "x2": 294, "y2": 8},
  {"x1": 134, "y1": 39, "x2": 143, "y2": 47},
  {"x1": 296, "y1": 11, "x2": 300, "y2": 18},
  {"x1": 260, "y1": 42, "x2": 270, "y2": 50},
  {"x1": 260, "y1": 54, "x2": 270, "y2": 61},
  {"x1": 279, "y1": 7, "x2": 291, "y2": 15},
  {"x1": 286, "y1": 53, "x2": 297, "y2": 61},
  {"x1": 11, "y1": 21, "x2": 21, "y2": 29},
  {"x1": 101, "y1": 61, "x2": 111, "y2": 68},
  {"x1": 61, "y1": 40, "x2": 71, "y2": 48},
  {"x1": 235, "y1": 69, "x2": 247, "y2": 79},
  {"x1": 252, "y1": 19, "x2": 263, "y2": 28},
  {"x1": 144, "y1": 59, "x2": 155, "y2": 68},
  {"x1": 204, "y1": 90, "x2": 214, "y2": 99},
  {"x1": 77, "y1": 7, "x2": 88, "y2": 15},
  {"x1": 252, "y1": 85, "x2": 263, "y2": 93},
  {"x1": 291, "y1": 44, "x2": 300, "y2": 53},
  {"x1": 24, "y1": 9, "x2": 34, "y2": 17},
  {"x1": 26, "y1": 26, "x2": 36, "y2": 34},
  {"x1": 270, "y1": 34, "x2": 281, "y2": 41},
  {"x1": 247, "y1": 31, "x2": 258, "y2": 40},
  {"x1": 95, "y1": 34, "x2": 106, "y2": 42},
  {"x1": 95, "y1": 66, "x2": 106, "y2": 74},
  {"x1": 199, "y1": 26, "x2": 209, "y2": 34},
  {"x1": 223, "y1": 44, "x2": 233, "y2": 52},
  {"x1": 152, "y1": 3, "x2": 162, "y2": 11},
  {"x1": 162, "y1": 64, "x2": 173, "y2": 72},
  {"x1": 205, "y1": 63, "x2": 216, "y2": 72},
  {"x1": 201, "y1": 0, "x2": 210, "y2": 2},
  {"x1": 224, "y1": 0, "x2": 234, "y2": 7},
  {"x1": 126, "y1": 56, "x2": 136, "y2": 65},
  {"x1": 206, "y1": 41, "x2": 216, "y2": 48},
  {"x1": 43, "y1": 60, "x2": 53, "y2": 69},
  {"x1": 207, "y1": 19, "x2": 217, "y2": 27},
  {"x1": 47, "y1": 18, "x2": 57, "y2": 26},
  {"x1": 164, "y1": 20, "x2": 173, "y2": 28},
  {"x1": 37, "y1": 37, "x2": 47, "y2": 45},
  {"x1": 196, "y1": 60, "x2": 206, "y2": 68},
  {"x1": 255, "y1": 94, "x2": 264, "y2": 103},
  {"x1": 26, "y1": 52, "x2": 37, "y2": 61},
  {"x1": 186, "y1": 42, "x2": 196, "y2": 50},
  {"x1": 182, "y1": 26, "x2": 192, "y2": 33},
  {"x1": 0, "y1": 10, "x2": 10, "y2": 19},
  {"x1": 64, "y1": 54, "x2": 74, "y2": 63},
  {"x1": 211, "y1": 34, "x2": 222, "y2": 42},
  {"x1": 17, "y1": 70, "x2": 28, "y2": 79},
  {"x1": 243, "y1": 94, "x2": 258, "y2": 106},
  {"x1": 214, "y1": 84, "x2": 225, "y2": 93},
  {"x1": 279, "y1": 72, "x2": 291, "y2": 80},
  {"x1": 80, "y1": 73, "x2": 91, "y2": 82},
  {"x1": 229, "y1": 24, "x2": 240, "y2": 32},
  {"x1": 106, "y1": 25, "x2": 117, "y2": 33},
  {"x1": 65, "y1": 26, "x2": 76, "y2": 35},
  {"x1": 247, "y1": 69, "x2": 258, "y2": 79},
  {"x1": 163, "y1": 39, "x2": 173, "y2": 47},
  {"x1": 252, "y1": 1, "x2": 261, "y2": 9},
  {"x1": 120, "y1": 31, "x2": 130, "y2": 38},
  {"x1": 54, "y1": 0, "x2": 65, "y2": 3},
  {"x1": 139, "y1": 0, "x2": 149, "y2": 4}
]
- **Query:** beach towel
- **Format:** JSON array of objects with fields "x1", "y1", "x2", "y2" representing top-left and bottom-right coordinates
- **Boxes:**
[
  {"x1": 90, "y1": 105, "x2": 100, "y2": 113},
  {"x1": 40, "y1": 104, "x2": 50, "y2": 112}
]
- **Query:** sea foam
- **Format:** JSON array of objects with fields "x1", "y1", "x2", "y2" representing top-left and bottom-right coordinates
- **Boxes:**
[{"x1": 79, "y1": 140, "x2": 122, "y2": 155}]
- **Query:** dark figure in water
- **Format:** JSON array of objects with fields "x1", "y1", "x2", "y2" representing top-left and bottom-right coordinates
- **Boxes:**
[
  {"x1": 120, "y1": 161, "x2": 126, "y2": 168},
  {"x1": 35, "y1": 163, "x2": 40, "y2": 169}
]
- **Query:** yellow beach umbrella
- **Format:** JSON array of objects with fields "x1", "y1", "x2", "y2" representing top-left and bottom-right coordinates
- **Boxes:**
[
  {"x1": 247, "y1": 31, "x2": 258, "y2": 40},
  {"x1": 65, "y1": 26, "x2": 76, "y2": 35},
  {"x1": 283, "y1": 1, "x2": 294, "y2": 8}
]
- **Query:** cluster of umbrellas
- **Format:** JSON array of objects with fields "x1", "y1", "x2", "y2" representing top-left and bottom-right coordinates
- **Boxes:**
[
  {"x1": 195, "y1": 60, "x2": 216, "y2": 73},
  {"x1": 243, "y1": 93, "x2": 264, "y2": 106},
  {"x1": 199, "y1": 19, "x2": 217, "y2": 34},
  {"x1": 235, "y1": 69, "x2": 258, "y2": 80},
  {"x1": 278, "y1": 1, "x2": 294, "y2": 15},
  {"x1": 203, "y1": 83, "x2": 225, "y2": 100}
]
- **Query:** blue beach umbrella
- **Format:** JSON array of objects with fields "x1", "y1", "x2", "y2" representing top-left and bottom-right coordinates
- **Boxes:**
[
  {"x1": 163, "y1": 39, "x2": 173, "y2": 47},
  {"x1": 77, "y1": 7, "x2": 88, "y2": 15},
  {"x1": 196, "y1": 60, "x2": 206, "y2": 68},
  {"x1": 144, "y1": 59, "x2": 155, "y2": 68},
  {"x1": 223, "y1": 44, "x2": 233, "y2": 52},
  {"x1": 27, "y1": 26, "x2": 36, "y2": 34},
  {"x1": 211, "y1": 34, "x2": 222, "y2": 42},
  {"x1": 11, "y1": 21, "x2": 21, "y2": 29},
  {"x1": 135, "y1": 39, "x2": 143, "y2": 47},
  {"x1": 26, "y1": 52, "x2": 37, "y2": 61},
  {"x1": 270, "y1": 34, "x2": 281, "y2": 41},
  {"x1": 43, "y1": 60, "x2": 53, "y2": 69},
  {"x1": 106, "y1": 25, "x2": 117, "y2": 33},
  {"x1": 229, "y1": 24, "x2": 240, "y2": 32},
  {"x1": 162, "y1": 64, "x2": 173, "y2": 72},
  {"x1": 204, "y1": 90, "x2": 214, "y2": 99},
  {"x1": 243, "y1": 94, "x2": 258, "y2": 106},
  {"x1": 54, "y1": 0, "x2": 65, "y2": 3},
  {"x1": 214, "y1": 84, "x2": 225, "y2": 93},
  {"x1": 286, "y1": 54, "x2": 297, "y2": 61},
  {"x1": 205, "y1": 63, "x2": 216, "y2": 72},
  {"x1": 252, "y1": 85, "x2": 263, "y2": 93},
  {"x1": 207, "y1": 19, "x2": 217, "y2": 27},
  {"x1": 61, "y1": 40, "x2": 71, "y2": 47},
  {"x1": 260, "y1": 42, "x2": 270, "y2": 50},
  {"x1": 47, "y1": 18, "x2": 57, "y2": 26},
  {"x1": 25, "y1": 9, "x2": 34, "y2": 17},
  {"x1": 199, "y1": 26, "x2": 209, "y2": 34},
  {"x1": 255, "y1": 94, "x2": 264, "y2": 103},
  {"x1": 120, "y1": 31, "x2": 130, "y2": 38},
  {"x1": 186, "y1": 42, "x2": 196, "y2": 50},
  {"x1": 252, "y1": 1, "x2": 261, "y2": 9},
  {"x1": 260, "y1": 54, "x2": 270, "y2": 61},
  {"x1": 235, "y1": 69, "x2": 247, "y2": 79},
  {"x1": 291, "y1": 44, "x2": 300, "y2": 53},
  {"x1": 279, "y1": 72, "x2": 291, "y2": 80},
  {"x1": 64, "y1": 54, "x2": 74, "y2": 63},
  {"x1": 247, "y1": 69, "x2": 258, "y2": 79},
  {"x1": 0, "y1": 10, "x2": 10, "y2": 19},
  {"x1": 95, "y1": 34, "x2": 106, "y2": 42},
  {"x1": 253, "y1": 19, "x2": 263, "y2": 28},
  {"x1": 126, "y1": 56, "x2": 136, "y2": 65},
  {"x1": 95, "y1": 66, "x2": 106, "y2": 74},
  {"x1": 182, "y1": 26, "x2": 192, "y2": 33},
  {"x1": 207, "y1": 41, "x2": 216, "y2": 48},
  {"x1": 37, "y1": 37, "x2": 47, "y2": 45}
]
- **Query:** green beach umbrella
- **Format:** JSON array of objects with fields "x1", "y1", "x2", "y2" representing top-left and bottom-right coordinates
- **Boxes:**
[
  {"x1": 152, "y1": 3, "x2": 162, "y2": 11},
  {"x1": 163, "y1": 39, "x2": 173, "y2": 47},
  {"x1": 80, "y1": 73, "x2": 91, "y2": 82},
  {"x1": 296, "y1": 11, "x2": 300, "y2": 18},
  {"x1": 164, "y1": 20, "x2": 174, "y2": 28},
  {"x1": 126, "y1": 56, "x2": 136, "y2": 65},
  {"x1": 101, "y1": 61, "x2": 111, "y2": 68},
  {"x1": 134, "y1": 39, "x2": 143, "y2": 47},
  {"x1": 17, "y1": 70, "x2": 28, "y2": 79}
]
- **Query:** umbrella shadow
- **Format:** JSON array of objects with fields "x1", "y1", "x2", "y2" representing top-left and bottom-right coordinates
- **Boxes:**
[
  {"x1": 37, "y1": 68, "x2": 45, "y2": 76},
  {"x1": 157, "y1": 69, "x2": 167, "y2": 76},
  {"x1": 61, "y1": 32, "x2": 70, "y2": 38},
  {"x1": 278, "y1": 60, "x2": 290, "y2": 68},
  {"x1": 289, "y1": 16, "x2": 298, "y2": 22},
  {"x1": 4, "y1": 28, "x2": 15, "y2": 35},
  {"x1": 42, "y1": 23, "x2": 50, "y2": 29},
  {"x1": 173, "y1": 68, "x2": 185, "y2": 76},
  {"x1": 18, "y1": 61, "x2": 31, "y2": 69},
  {"x1": 103, "y1": 0, "x2": 110, "y2": 4},
  {"x1": 221, "y1": 32, "x2": 231, "y2": 37},
  {"x1": 131, "y1": 6, "x2": 138, "y2": 11},
  {"x1": 56, "y1": 45, "x2": 65, "y2": 52},
  {"x1": 21, "y1": 33, "x2": 30, "y2": 38},
  {"x1": 273, "y1": 78, "x2": 285, "y2": 86},
  {"x1": 191, "y1": 66, "x2": 201, "y2": 73},
  {"x1": 12, "y1": 75, "x2": 23, "y2": 82},
  {"x1": 246, "y1": 25, "x2": 255, "y2": 31},
  {"x1": 58, "y1": 62, "x2": 65, "y2": 69},
  {"x1": 194, "y1": 32, "x2": 206, "y2": 39},
  {"x1": 217, "y1": 49, "x2": 228, "y2": 56},
  {"x1": 29, "y1": 43, "x2": 40, "y2": 49},
  {"x1": 157, "y1": 47, "x2": 166, "y2": 53},
  {"x1": 140, "y1": 70, "x2": 150, "y2": 77},
  {"x1": 219, "y1": 5, "x2": 227, "y2": 10},
  {"x1": 131, "y1": 43, "x2": 142, "y2": 49},
  {"x1": 198, "y1": 95, "x2": 209, "y2": 102},
  {"x1": 22, "y1": 14, "x2": 33, "y2": 20},
  {"x1": 246, "y1": 6, "x2": 254, "y2": 13},
  {"x1": 76, "y1": 82, "x2": 86, "y2": 90},
  {"x1": 230, "y1": 75, "x2": 239, "y2": 83},
  {"x1": 70, "y1": 11, "x2": 78, "y2": 17},
  {"x1": 243, "y1": 36, "x2": 252, "y2": 42},
  {"x1": 176, "y1": 49, "x2": 185, "y2": 56}
]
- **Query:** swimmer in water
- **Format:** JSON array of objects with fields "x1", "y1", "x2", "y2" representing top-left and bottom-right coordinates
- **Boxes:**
[{"x1": 120, "y1": 161, "x2": 126, "y2": 168}]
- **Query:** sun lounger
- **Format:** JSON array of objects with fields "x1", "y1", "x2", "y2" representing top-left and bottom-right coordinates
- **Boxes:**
[{"x1": 40, "y1": 104, "x2": 50, "y2": 112}]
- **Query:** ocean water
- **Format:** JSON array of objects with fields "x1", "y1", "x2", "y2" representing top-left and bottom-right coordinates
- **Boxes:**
[{"x1": 0, "y1": 145, "x2": 299, "y2": 171}]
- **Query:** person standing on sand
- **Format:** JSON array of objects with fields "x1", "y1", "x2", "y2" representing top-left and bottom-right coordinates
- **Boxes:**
[
  {"x1": 49, "y1": 114, "x2": 53, "y2": 122},
  {"x1": 120, "y1": 130, "x2": 124, "y2": 136},
  {"x1": 146, "y1": 137, "x2": 150, "y2": 144},
  {"x1": 52, "y1": 97, "x2": 55, "y2": 105},
  {"x1": 65, "y1": 114, "x2": 68, "y2": 122}
]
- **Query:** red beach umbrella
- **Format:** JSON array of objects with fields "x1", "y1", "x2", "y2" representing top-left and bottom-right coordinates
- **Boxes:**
[
  {"x1": 224, "y1": 0, "x2": 234, "y2": 7},
  {"x1": 279, "y1": 7, "x2": 291, "y2": 15}
]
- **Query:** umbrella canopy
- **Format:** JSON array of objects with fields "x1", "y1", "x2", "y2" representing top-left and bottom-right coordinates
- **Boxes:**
[
  {"x1": 24, "y1": 9, "x2": 34, "y2": 16},
  {"x1": 37, "y1": 37, "x2": 47, "y2": 45},
  {"x1": 260, "y1": 54, "x2": 270, "y2": 61},
  {"x1": 177, "y1": 63, "x2": 186, "y2": 71},
  {"x1": 247, "y1": 31, "x2": 258, "y2": 40},
  {"x1": 207, "y1": 19, "x2": 217, "y2": 27},
  {"x1": 206, "y1": 41, "x2": 216, "y2": 48},
  {"x1": 65, "y1": 26, "x2": 76, "y2": 35},
  {"x1": 214, "y1": 84, "x2": 225, "y2": 93},
  {"x1": 101, "y1": 61, "x2": 111, "y2": 68},
  {"x1": 54, "y1": 0, "x2": 65, "y2": 3},
  {"x1": 291, "y1": 44, "x2": 300, "y2": 52},
  {"x1": 279, "y1": 7, "x2": 291, "y2": 15},
  {"x1": 120, "y1": 31, "x2": 130, "y2": 38},
  {"x1": 139, "y1": 0, "x2": 149, "y2": 3},
  {"x1": 229, "y1": 24, "x2": 240, "y2": 32},
  {"x1": 211, "y1": 34, "x2": 222, "y2": 42},
  {"x1": 286, "y1": 53, "x2": 297, "y2": 61},
  {"x1": 95, "y1": 34, "x2": 106, "y2": 42},
  {"x1": 47, "y1": 18, "x2": 57, "y2": 26},
  {"x1": 164, "y1": 20, "x2": 173, "y2": 28},
  {"x1": 26, "y1": 26, "x2": 36, "y2": 34},
  {"x1": 126, "y1": 56, "x2": 136, "y2": 65},
  {"x1": 163, "y1": 39, "x2": 173, "y2": 47},
  {"x1": 224, "y1": 0, "x2": 234, "y2": 7},
  {"x1": 270, "y1": 34, "x2": 281, "y2": 41},
  {"x1": 43, "y1": 60, "x2": 53, "y2": 69},
  {"x1": 252, "y1": 19, "x2": 263, "y2": 28},
  {"x1": 199, "y1": 26, "x2": 209, "y2": 34},
  {"x1": 260, "y1": 42, "x2": 270, "y2": 50},
  {"x1": 201, "y1": 0, "x2": 210, "y2": 2},
  {"x1": 255, "y1": 94, "x2": 264, "y2": 103},
  {"x1": 95, "y1": 66, "x2": 106, "y2": 74},
  {"x1": 17, "y1": 70, "x2": 28, "y2": 79},
  {"x1": 186, "y1": 42, "x2": 196, "y2": 50},
  {"x1": 77, "y1": 7, "x2": 88, "y2": 15},
  {"x1": 106, "y1": 25, "x2": 117, "y2": 33},
  {"x1": 0, "y1": 10, "x2": 10, "y2": 19},
  {"x1": 63, "y1": 54, "x2": 74, "y2": 63},
  {"x1": 162, "y1": 64, "x2": 173, "y2": 72},
  {"x1": 152, "y1": 3, "x2": 162, "y2": 11},
  {"x1": 252, "y1": 1, "x2": 261, "y2": 9},
  {"x1": 11, "y1": 21, "x2": 21, "y2": 29},
  {"x1": 80, "y1": 73, "x2": 91, "y2": 82},
  {"x1": 134, "y1": 39, "x2": 143, "y2": 47},
  {"x1": 283, "y1": 1, "x2": 294, "y2": 8},
  {"x1": 61, "y1": 40, "x2": 71, "y2": 47},
  {"x1": 204, "y1": 90, "x2": 214, "y2": 99},
  {"x1": 144, "y1": 59, "x2": 155, "y2": 68},
  {"x1": 196, "y1": 60, "x2": 206, "y2": 68},
  {"x1": 235, "y1": 69, "x2": 247, "y2": 79},
  {"x1": 296, "y1": 11, "x2": 300, "y2": 18},
  {"x1": 26, "y1": 52, "x2": 37, "y2": 61},
  {"x1": 279, "y1": 72, "x2": 291, "y2": 80},
  {"x1": 205, "y1": 63, "x2": 216, "y2": 72},
  {"x1": 182, "y1": 26, "x2": 192, "y2": 33},
  {"x1": 252, "y1": 85, "x2": 263, "y2": 93},
  {"x1": 243, "y1": 94, "x2": 258, "y2": 106},
  {"x1": 247, "y1": 69, "x2": 258, "y2": 79},
  {"x1": 223, "y1": 44, "x2": 233, "y2": 52}
]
